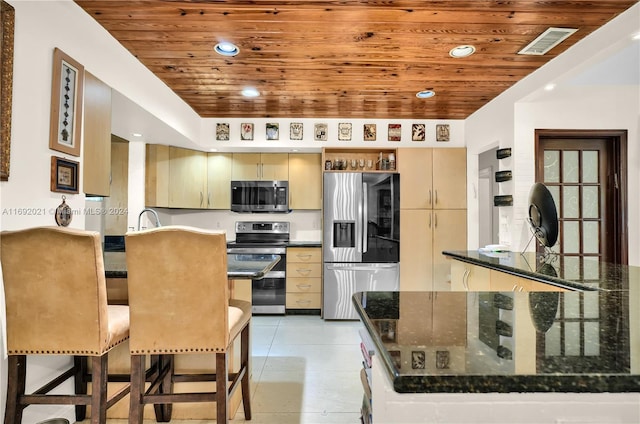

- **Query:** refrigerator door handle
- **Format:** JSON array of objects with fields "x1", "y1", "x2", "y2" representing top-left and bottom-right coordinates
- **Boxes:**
[{"x1": 362, "y1": 182, "x2": 368, "y2": 253}]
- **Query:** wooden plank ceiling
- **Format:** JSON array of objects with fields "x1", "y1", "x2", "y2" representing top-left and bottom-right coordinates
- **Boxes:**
[{"x1": 74, "y1": 0, "x2": 637, "y2": 119}]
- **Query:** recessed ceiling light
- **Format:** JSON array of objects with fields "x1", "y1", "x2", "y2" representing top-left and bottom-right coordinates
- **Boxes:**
[
  {"x1": 214, "y1": 42, "x2": 239, "y2": 57},
  {"x1": 544, "y1": 83, "x2": 556, "y2": 91},
  {"x1": 131, "y1": 133, "x2": 143, "y2": 137},
  {"x1": 210, "y1": 148, "x2": 218, "y2": 152},
  {"x1": 241, "y1": 87, "x2": 260, "y2": 97},
  {"x1": 633, "y1": 33, "x2": 640, "y2": 41},
  {"x1": 449, "y1": 45, "x2": 476, "y2": 58},
  {"x1": 416, "y1": 90, "x2": 435, "y2": 99}
]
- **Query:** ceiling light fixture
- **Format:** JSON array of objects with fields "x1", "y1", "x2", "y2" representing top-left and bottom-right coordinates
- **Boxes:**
[
  {"x1": 544, "y1": 83, "x2": 556, "y2": 91},
  {"x1": 416, "y1": 90, "x2": 435, "y2": 99},
  {"x1": 633, "y1": 33, "x2": 640, "y2": 41},
  {"x1": 214, "y1": 42, "x2": 239, "y2": 57},
  {"x1": 449, "y1": 45, "x2": 476, "y2": 58},
  {"x1": 131, "y1": 133, "x2": 143, "y2": 137},
  {"x1": 241, "y1": 87, "x2": 260, "y2": 97}
]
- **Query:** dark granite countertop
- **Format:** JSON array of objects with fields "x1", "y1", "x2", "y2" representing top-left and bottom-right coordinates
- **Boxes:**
[
  {"x1": 104, "y1": 251, "x2": 280, "y2": 279},
  {"x1": 443, "y1": 250, "x2": 640, "y2": 292},
  {"x1": 353, "y1": 290, "x2": 640, "y2": 394}
]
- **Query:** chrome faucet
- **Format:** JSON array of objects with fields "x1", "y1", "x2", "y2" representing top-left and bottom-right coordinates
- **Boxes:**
[{"x1": 137, "y1": 208, "x2": 162, "y2": 230}]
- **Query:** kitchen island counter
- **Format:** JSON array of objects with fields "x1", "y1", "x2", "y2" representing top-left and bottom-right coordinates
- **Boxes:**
[
  {"x1": 443, "y1": 250, "x2": 639, "y2": 292},
  {"x1": 353, "y1": 290, "x2": 639, "y2": 423}
]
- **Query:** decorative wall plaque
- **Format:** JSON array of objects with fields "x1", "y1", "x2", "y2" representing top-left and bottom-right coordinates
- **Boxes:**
[
  {"x1": 290, "y1": 122, "x2": 303, "y2": 140},
  {"x1": 216, "y1": 123, "x2": 230, "y2": 141},
  {"x1": 363, "y1": 124, "x2": 376, "y2": 141},
  {"x1": 412, "y1": 124, "x2": 426, "y2": 141},
  {"x1": 338, "y1": 123, "x2": 352, "y2": 141},
  {"x1": 388, "y1": 124, "x2": 401, "y2": 142},
  {"x1": 314, "y1": 123, "x2": 328, "y2": 141}
]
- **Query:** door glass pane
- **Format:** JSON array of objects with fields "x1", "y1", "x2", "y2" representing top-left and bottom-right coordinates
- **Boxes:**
[
  {"x1": 563, "y1": 151, "x2": 579, "y2": 183},
  {"x1": 583, "y1": 257, "x2": 600, "y2": 280},
  {"x1": 565, "y1": 322, "x2": 581, "y2": 355},
  {"x1": 564, "y1": 294, "x2": 580, "y2": 318},
  {"x1": 548, "y1": 185, "x2": 560, "y2": 214},
  {"x1": 563, "y1": 221, "x2": 580, "y2": 253},
  {"x1": 583, "y1": 292, "x2": 600, "y2": 319},
  {"x1": 544, "y1": 150, "x2": 560, "y2": 183},
  {"x1": 582, "y1": 151, "x2": 599, "y2": 183},
  {"x1": 545, "y1": 322, "x2": 562, "y2": 356},
  {"x1": 563, "y1": 186, "x2": 579, "y2": 218},
  {"x1": 584, "y1": 322, "x2": 600, "y2": 356},
  {"x1": 583, "y1": 222, "x2": 599, "y2": 254},
  {"x1": 582, "y1": 186, "x2": 599, "y2": 218},
  {"x1": 562, "y1": 256, "x2": 580, "y2": 279}
]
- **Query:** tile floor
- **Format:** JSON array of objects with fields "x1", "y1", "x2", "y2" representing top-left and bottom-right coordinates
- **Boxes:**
[{"x1": 98, "y1": 314, "x2": 365, "y2": 424}]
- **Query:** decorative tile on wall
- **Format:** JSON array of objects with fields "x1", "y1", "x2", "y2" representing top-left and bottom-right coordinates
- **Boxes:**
[
  {"x1": 412, "y1": 124, "x2": 425, "y2": 141},
  {"x1": 338, "y1": 123, "x2": 352, "y2": 141},
  {"x1": 290, "y1": 122, "x2": 303, "y2": 140},
  {"x1": 266, "y1": 123, "x2": 279, "y2": 140},
  {"x1": 216, "y1": 123, "x2": 230, "y2": 141},
  {"x1": 240, "y1": 123, "x2": 253, "y2": 140},
  {"x1": 314, "y1": 123, "x2": 328, "y2": 141},
  {"x1": 363, "y1": 124, "x2": 376, "y2": 141},
  {"x1": 388, "y1": 124, "x2": 401, "y2": 142},
  {"x1": 436, "y1": 124, "x2": 450, "y2": 142}
]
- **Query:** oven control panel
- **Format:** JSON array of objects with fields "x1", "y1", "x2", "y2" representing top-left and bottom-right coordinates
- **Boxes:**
[{"x1": 235, "y1": 221, "x2": 290, "y2": 234}]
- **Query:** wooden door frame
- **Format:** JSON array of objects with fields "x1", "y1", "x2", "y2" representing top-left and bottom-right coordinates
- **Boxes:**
[{"x1": 534, "y1": 129, "x2": 628, "y2": 265}]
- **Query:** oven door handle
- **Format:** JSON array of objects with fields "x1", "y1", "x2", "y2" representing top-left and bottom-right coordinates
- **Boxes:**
[{"x1": 227, "y1": 247, "x2": 287, "y2": 255}]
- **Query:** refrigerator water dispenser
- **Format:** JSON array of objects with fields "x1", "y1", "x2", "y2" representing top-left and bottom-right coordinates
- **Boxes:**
[{"x1": 333, "y1": 221, "x2": 355, "y2": 247}]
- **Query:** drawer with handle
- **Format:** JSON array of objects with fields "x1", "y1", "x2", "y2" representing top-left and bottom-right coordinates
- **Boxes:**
[{"x1": 286, "y1": 292, "x2": 321, "y2": 309}]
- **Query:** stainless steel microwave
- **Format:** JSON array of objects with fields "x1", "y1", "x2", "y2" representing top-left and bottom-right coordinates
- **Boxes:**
[{"x1": 231, "y1": 180, "x2": 289, "y2": 213}]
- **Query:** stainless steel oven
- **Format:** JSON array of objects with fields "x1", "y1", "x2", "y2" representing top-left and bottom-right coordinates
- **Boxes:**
[{"x1": 227, "y1": 221, "x2": 289, "y2": 314}]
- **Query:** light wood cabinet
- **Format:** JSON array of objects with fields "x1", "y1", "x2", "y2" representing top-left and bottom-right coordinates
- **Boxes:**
[
  {"x1": 398, "y1": 148, "x2": 467, "y2": 291},
  {"x1": 82, "y1": 71, "x2": 112, "y2": 196},
  {"x1": 169, "y1": 147, "x2": 208, "y2": 208},
  {"x1": 145, "y1": 144, "x2": 169, "y2": 208},
  {"x1": 451, "y1": 261, "x2": 491, "y2": 291},
  {"x1": 286, "y1": 247, "x2": 322, "y2": 310},
  {"x1": 105, "y1": 137, "x2": 128, "y2": 235},
  {"x1": 288, "y1": 153, "x2": 322, "y2": 210},
  {"x1": 400, "y1": 209, "x2": 432, "y2": 291},
  {"x1": 207, "y1": 152, "x2": 232, "y2": 209},
  {"x1": 232, "y1": 153, "x2": 288, "y2": 180},
  {"x1": 490, "y1": 270, "x2": 568, "y2": 292}
]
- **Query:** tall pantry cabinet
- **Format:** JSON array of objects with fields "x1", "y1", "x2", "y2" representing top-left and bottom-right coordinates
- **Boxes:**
[{"x1": 398, "y1": 148, "x2": 467, "y2": 291}]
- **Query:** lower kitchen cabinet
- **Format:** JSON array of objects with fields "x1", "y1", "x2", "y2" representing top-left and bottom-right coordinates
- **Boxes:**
[
  {"x1": 451, "y1": 261, "x2": 491, "y2": 291},
  {"x1": 286, "y1": 247, "x2": 322, "y2": 310}
]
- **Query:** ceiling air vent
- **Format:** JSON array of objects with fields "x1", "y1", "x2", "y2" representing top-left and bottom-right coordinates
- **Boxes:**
[{"x1": 518, "y1": 27, "x2": 578, "y2": 55}]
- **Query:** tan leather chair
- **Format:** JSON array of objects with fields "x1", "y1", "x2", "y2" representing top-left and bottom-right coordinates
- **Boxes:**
[
  {"x1": 0, "y1": 226, "x2": 130, "y2": 424},
  {"x1": 125, "y1": 226, "x2": 252, "y2": 423}
]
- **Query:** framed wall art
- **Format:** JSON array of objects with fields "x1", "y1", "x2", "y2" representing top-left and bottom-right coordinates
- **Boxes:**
[
  {"x1": 1, "y1": 0, "x2": 14, "y2": 181},
  {"x1": 338, "y1": 122, "x2": 352, "y2": 141},
  {"x1": 412, "y1": 123, "x2": 426, "y2": 141},
  {"x1": 49, "y1": 48, "x2": 84, "y2": 157},
  {"x1": 50, "y1": 156, "x2": 79, "y2": 194},
  {"x1": 240, "y1": 123, "x2": 254, "y2": 140},
  {"x1": 216, "y1": 123, "x2": 230, "y2": 141},
  {"x1": 290, "y1": 122, "x2": 303, "y2": 140},
  {"x1": 314, "y1": 123, "x2": 328, "y2": 141},
  {"x1": 266, "y1": 123, "x2": 279, "y2": 140},
  {"x1": 436, "y1": 124, "x2": 450, "y2": 142},
  {"x1": 363, "y1": 124, "x2": 376, "y2": 141},
  {"x1": 388, "y1": 124, "x2": 401, "y2": 142}
]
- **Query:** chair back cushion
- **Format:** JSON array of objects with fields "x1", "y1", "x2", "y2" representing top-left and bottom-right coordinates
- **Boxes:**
[
  {"x1": 0, "y1": 226, "x2": 120, "y2": 355},
  {"x1": 125, "y1": 226, "x2": 230, "y2": 354}
]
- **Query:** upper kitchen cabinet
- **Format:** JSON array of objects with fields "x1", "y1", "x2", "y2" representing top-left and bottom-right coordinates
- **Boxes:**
[
  {"x1": 398, "y1": 148, "x2": 466, "y2": 210},
  {"x1": 105, "y1": 137, "x2": 128, "y2": 235},
  {"x1": 145, "y1": 144, "x2": 169, "y2": 208},
  {"x1": 289, "y1": 153, "x2": 322, "y2": 210},
  {"x1": 232, "y1": 153, "x2": 288, "y2": 180},
  {"x1": 207, "y1": 152, "x2": 233, "y2": 209},
  {"x1": 169, "y1": 147, "x2": 208, "y2": 208},
  {"x1": 82, "y1": 71, "x2": 112, "y2": 196}
]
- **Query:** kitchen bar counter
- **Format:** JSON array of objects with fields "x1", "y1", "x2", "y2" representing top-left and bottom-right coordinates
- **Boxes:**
[
  {"x1": 104, "y1": 251, "x2": 281, "y2": 279},
  {"x1": 443, "y1": 250, "x2": 639, "y2": 291},
  {"x1": 353, "y1": 289, "x2": 640, "y2": 422}
]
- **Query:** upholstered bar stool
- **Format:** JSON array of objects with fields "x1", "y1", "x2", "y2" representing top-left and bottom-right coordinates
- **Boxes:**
[
  {"x1": 125, "y1": 226, "x2": 252, "y2": 423},
  {"x1": 0, "y1": 226, "x2": 130, "y2": 424}
]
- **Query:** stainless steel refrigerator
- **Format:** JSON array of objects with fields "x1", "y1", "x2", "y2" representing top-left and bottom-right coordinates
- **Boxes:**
[{"x1": 323, "y1": 172, "x2": 400, "y2": 319}]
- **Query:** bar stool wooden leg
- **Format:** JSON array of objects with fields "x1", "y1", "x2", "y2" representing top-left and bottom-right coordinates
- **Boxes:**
[
  {"x1": 216, "y1": 353, "x2": 229, "y2": 424},
  {"x1": 74, "y1": 356, "x2": 88, "y2": 421},
  {"x1": 4, "y1": 355, "x2": 26, "y2": 424},
  {"x1": 241, "y1": 325, "x2": 252, "y2": 420},
  {"x1": 158, "y1": 354, "x2": 174, "y2": 422},
  {"x1": 90, "y1": 355, "x2": 109, "y2": 424},
  {"x1": 129, "y1": 354, "x2": 146, "y2": 424}
]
